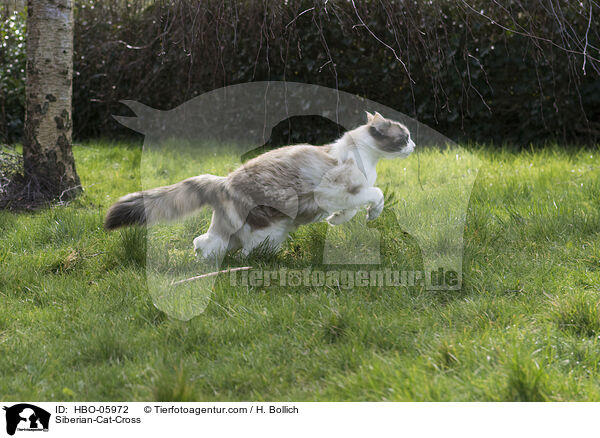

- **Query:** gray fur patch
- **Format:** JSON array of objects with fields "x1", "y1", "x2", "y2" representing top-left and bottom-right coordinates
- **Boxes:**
[{"x1": 369, "y1": 121, "x2": 410, "y2": 153}]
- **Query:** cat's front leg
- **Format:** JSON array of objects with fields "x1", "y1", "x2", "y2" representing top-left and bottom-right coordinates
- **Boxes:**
[
  {"x1": 366, "y1": 190, "x2": 384, "y2": 221},
  {"x1": 326, "y1": 207, "x2": 359, "y2": 225}
]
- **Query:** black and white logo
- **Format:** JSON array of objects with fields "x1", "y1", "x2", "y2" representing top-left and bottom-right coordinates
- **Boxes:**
[{"x1": 2, "y1": 404, "x2": 50, "y2": 436}]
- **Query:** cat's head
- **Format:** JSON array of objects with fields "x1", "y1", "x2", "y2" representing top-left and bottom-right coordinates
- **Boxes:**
[{"x1": 365, "y1": 111, "x2": 415, "y2": 157}]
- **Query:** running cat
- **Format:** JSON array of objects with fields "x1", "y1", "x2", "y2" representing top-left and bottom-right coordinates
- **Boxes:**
[{"x1": 104, "y1": 111, "x2": 415, "y2": 259}]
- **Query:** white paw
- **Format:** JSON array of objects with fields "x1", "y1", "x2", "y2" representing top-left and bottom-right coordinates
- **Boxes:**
[
  {"x1": 327, "y1": 211, "x2": 347, "y2": 226},
  {"x1": 193, "y1": 235, "x2": 208, "y2": 257},
  {"x1": 193, "y1": 234, "x2": 226, "y2": 259},
  {"x1": 366, "y1": 196, "x2": 384, "y2": 221}
]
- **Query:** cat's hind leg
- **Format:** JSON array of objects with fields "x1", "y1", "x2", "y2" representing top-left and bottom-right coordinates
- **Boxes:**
[
  {"x1": 193, "y1": 233, "x2": 227, "y2": 259},
  {"x1": 239, "y1": 220, "x2": 294, "y2": 256},
  {"x1": 193, "y1": 209, "x2": 242, "y2": 260}
]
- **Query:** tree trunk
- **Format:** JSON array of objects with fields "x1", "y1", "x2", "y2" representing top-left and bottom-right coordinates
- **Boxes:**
[{"x1": 23, "y1": 0, "x2": 80, "y2": 200}]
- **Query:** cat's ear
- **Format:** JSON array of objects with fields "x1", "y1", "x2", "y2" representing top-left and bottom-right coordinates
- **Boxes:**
[
  {"x1": 368, "y1": 111, "x2": 390, "y2": 138},
  {"x1": 372, "y1": 111, "x2": 385, "y2": 122},
  {"x1": 366, "y1": 111, "x2": 386, "y2": 124}
]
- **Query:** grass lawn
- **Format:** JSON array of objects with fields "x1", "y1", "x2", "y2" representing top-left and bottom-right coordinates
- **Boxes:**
[{"x1": 1, "y1": 140, "x2": 599, "y2": 401}]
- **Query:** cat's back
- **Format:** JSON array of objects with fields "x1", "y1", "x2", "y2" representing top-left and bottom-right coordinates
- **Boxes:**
[{"x1": 228, "y1": 143, "x2": 337, "y2": 190}]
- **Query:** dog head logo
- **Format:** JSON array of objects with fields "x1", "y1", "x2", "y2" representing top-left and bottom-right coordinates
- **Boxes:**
[
  {"x1": 3, "y1": 404, "x2": 50, "y2": 435},
  {"x1": 114, "y1": 81, "x2": 482, "y2": 320}
]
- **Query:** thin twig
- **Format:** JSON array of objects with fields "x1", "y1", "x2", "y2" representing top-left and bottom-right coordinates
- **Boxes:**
[
  {"x1": 171, "y1": 266, "x2": 252, "y2": 286},
  {"x1": 285, "y1": 7, "x2": 315, "y2": 28},
  {"x1": 58, "y1": 182, "x2": 98, "y2": 204},
  {"x1": 350, "y1": 0, "x2": 414, "y2": 83},
  {"x1": 459, "y1": 0, "x2": 600, "y2": 63},
  {"x1": 582, "y1": 2, "x2": 593, "y2": 74}
]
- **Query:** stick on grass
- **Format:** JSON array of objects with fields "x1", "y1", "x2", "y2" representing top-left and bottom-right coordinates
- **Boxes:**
[{"x1": 171, "y1": 266, "x2": 252, "y2": 286}]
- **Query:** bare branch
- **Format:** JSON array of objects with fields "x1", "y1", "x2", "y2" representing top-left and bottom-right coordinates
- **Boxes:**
[
  {"x1": 350, "y1": 0, "x2": 414, "y2": 83},
  {"x1": 285, "y1": 7, "x2": 314, "y2": 28},
  {"x1": 583, "y1": 1, "x2": 593, "y2": 74},
  {"x1": 459, "y1": 0, "x2": 600, "y2": 64}
]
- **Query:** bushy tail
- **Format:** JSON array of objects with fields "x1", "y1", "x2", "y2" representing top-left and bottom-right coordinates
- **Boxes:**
[{"x1": 104, "y1": 175, "x2": 226, "y2": 230}]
